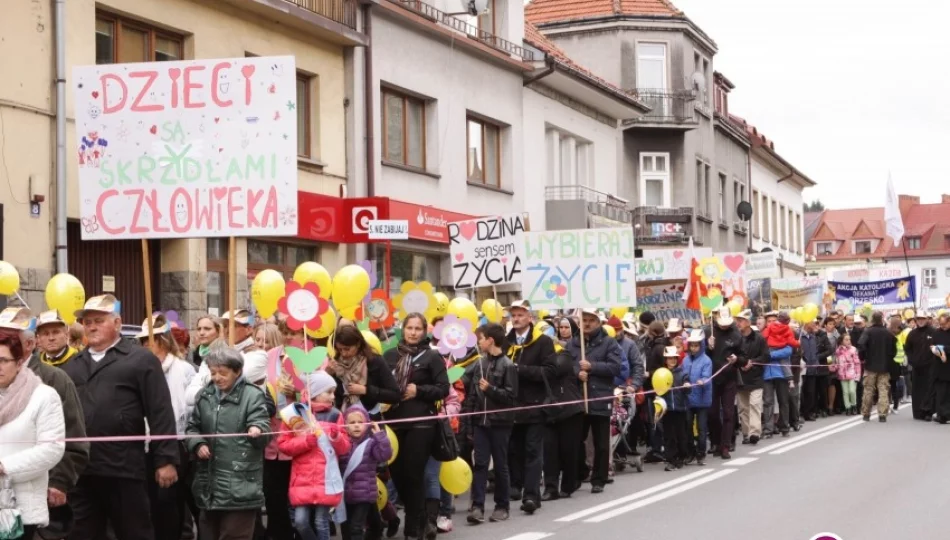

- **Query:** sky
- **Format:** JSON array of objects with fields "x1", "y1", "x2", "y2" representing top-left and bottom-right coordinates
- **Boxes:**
[{"x1": 670, "y1": 0, "x2": 950, "y2": 209}]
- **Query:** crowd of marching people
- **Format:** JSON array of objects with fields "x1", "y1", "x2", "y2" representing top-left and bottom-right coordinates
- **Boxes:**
[{"x1": 1, "y1": 292, "x2": 949, "y2": 540}]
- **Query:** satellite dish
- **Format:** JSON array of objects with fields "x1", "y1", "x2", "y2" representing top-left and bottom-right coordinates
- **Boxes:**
[
  {"x1": 461, "y1": 0, "x2": 490, "y2": 15},
  {"x1": 736, "y1": 201, "x2": 753, "y2": 221}
]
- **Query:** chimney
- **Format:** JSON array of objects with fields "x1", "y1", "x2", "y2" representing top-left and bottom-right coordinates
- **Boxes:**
[
  {"x1": 942, "y1": 194, "x2": 950, "y2": 204},
  {"x1": 898, "y1": 194, "x2": 919, "y2": 217}
]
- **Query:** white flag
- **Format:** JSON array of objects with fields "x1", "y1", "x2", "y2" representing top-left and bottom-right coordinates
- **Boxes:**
[{"x1": 884, "y1": 173, "x2": 904, "y2": 245}]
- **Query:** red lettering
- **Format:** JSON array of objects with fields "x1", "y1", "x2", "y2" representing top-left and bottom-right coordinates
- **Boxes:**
[
  {"x1": 128, "y1": 189, "x2": 149, "y2": 234},
  {"x1": 241, "y1": 64, "x2": 256, "y2": 106},
  {"x1": 145, "y1": 191, "x2": 169, "y2": 233},
  {"x1": 196, "y1": 190, "x2": 213, "y2": 230},
  {"x1": 130, "y1": 71, "x2": 161, "y2": 112},
  {"x1": 168, "y1": 68, "x2": 182, "y2": 109},
  {"x1": 211, "y1": 62, "x2": 232, "y2": 108},
  {"x1": 170, "y1": 189, "x2": 193, "y2": 233},
  {"x1": 261, "y1": 186, "x2": 278, "y2": 227},
  {"x1": 227, "y1": 187, "x2": 244, "y2": 229},
  {"x1": 100, "y1": 74, "x2": 127, "y2": 114},
  {"x1": 95, "y1": 190, "x2": 126, "y2": 234},
  {"x1": 183, "y1": 65, "x2": 206, "y2": 109},
  {"x1": 247, "y1": 189, "x2": 264, "y2": 228}
]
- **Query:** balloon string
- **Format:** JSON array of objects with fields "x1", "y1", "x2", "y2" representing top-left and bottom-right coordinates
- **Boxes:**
[{"x1": 14, "y1": 291, "x2": 30, "y2": 310}]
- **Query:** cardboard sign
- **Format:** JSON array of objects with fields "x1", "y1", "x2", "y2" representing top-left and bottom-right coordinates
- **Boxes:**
[
  {"x1": 745, "y1": 252, "x2": 779, "y2": 280},
  {"x1": 637, "y1": 247, "x2": 712, "y2": 282},
  {"x1": 73, "y1": 56, "x2": 298, "y2": 239},
  {"x1": 772, "y1": 286, "x2": 823, "y2": 311},
  {"x1": 636, "y1": 282, "x2": 702, "y2": 327},
  {"x1": 521, "y1": 227, "x2": 636, "y2": 309},
  {"x1": 448, "y1": 214, "x2": 525, "y2": 289}
]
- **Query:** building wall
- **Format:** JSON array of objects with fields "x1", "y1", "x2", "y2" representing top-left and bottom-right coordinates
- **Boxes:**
[
  {"x1": 712, "y1": 126, "x2": 750, "y2": 252},
  {"x1": 750, "y1": 156, "x2": 806, "y2": 270}
]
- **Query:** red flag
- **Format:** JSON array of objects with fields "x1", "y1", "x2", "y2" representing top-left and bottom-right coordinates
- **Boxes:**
[{"x1": 682, "y1": 237, "x2": 702, "y2": 311}]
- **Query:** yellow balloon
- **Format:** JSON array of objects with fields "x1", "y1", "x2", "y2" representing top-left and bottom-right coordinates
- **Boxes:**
[
  {"x1": 0, "y1": 261, "x2": 20, "y2": 296},
  {"x1": 652, "y1": 367, "x2": 673, "y2": 396},
  {"x1": 447, "y1": 297, "x2": 479, "y2": 329},
  {"x1": 362, "y1": 330, "x2": 382, "y2": 355},
  {"x1": 481, "y1": 299, "x2": 504, "y2": 323},
  {"x1": 306, "y1": 307, "x2": 337, "y2": 339},
  {"x1": 339, "y1": 305, "x2": 359, "y2": 320},
  {"x1": 803, "y1": 302, "x2": 819, "y2": 322},
  {"x1": 44, "y1": 273, "x2": 85, "y2": 325},
  {"x1": 433, "y1": 293, "x2": 450, "y2": 317},
  {"x1": 439, "y1": 458, "x2": 472, "y2": 495},
  {"x1": 293, "y1": 262, "x2": 332, "y2": 299},
  {"x1": 604, "y1": 325, "x2": 616, "y2": 338},
  {"x1": 251, "y1": 269, "x2": 285, "y2": 319},
  {"x1": 385, "y1": 426, "x2": 399, "y2": 465},
  {"x1": 377, "y1": 477, "x2": 388, "y2": 511},
  {"x1": 728, "y1": 300, "x2": 742, "y2": 317},
  {"x1": 790, "y1": 307, "x2": 803, "y2": 323},
  {"x1": 609, "y1": 307, "x2": 627, "y2": 320},
  {"x1": 331, "y1": 265, "x2": 371, "y2": 313}
]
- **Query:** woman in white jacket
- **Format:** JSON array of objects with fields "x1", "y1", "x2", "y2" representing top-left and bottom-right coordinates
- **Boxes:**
[{"x1": 0, "y1": 333, "x2": 65, "y2": 538}]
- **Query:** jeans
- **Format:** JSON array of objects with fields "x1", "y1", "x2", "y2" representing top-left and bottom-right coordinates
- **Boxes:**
[
  {"x1": 763, "y1": 379, "x2": 790, "y2": 432},
  {"x1": 708, "y1": 381, "x2": 737, "y2": 451},
  {"x1": 543, "y1": 413, "x2": 584, "y2": 495},
  {"x1": 686, "y1": 408, "x2": 708, "y2": 457},
  {"x1": 508, "y1": 423, "x2": 544, "y2": 503},
  {"x1": 423, "y1": 458, "x2": 455, "y2": 517},
  {"x1": 582, "y1": 415, "x2": 611, "y2": 487},
  {"x1": 737, "y1": 388, "x2": 764, "y2": 438},
  {"x1": 293, "y1": 505, "x2": 331, "y2": 540},
  {"x1": 472, "y1": 425, "x2": 512, "y2": 510},
  {"x1": 841, "y1": 380, "x2": 857, "y2": 409}
]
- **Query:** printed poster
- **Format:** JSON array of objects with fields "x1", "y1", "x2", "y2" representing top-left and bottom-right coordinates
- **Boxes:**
[
  {"x1": 448, "y1": 214, "x2": 525, "y2": 289},
  {"x1": 636, "y1": 282, "x2": 702, "y2": 327},
  {"x1": 73, "y1": 56, "x2": 298, "y2": 239},
  {"x1": 772, "y1": 286, "x2": 823, "y2": 311},
  {"x1": 827, "y1": 277, "x2": 917, "y2": 311},
  {"x1": 745, "y1": 252, "x2": 779, "y2": 280},
  {"x1": 521, "y1": 228, "x2": 636, "y2": 310},
  {"x1": 637, "y1": 247, "x2": 712, "y2": 282}
]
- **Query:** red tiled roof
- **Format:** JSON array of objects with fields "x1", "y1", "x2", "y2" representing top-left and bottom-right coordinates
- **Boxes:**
[
  {"x1": 885, "y1": 201, "x2": 950, "y2": 257},
  {"x1": 525, "y1": 0, "x2": 684, "y2": 25}
]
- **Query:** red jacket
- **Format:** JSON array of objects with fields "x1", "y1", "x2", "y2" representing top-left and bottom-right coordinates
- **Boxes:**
[
  {"x1": 762, "y1": 322, "x2": 800, "y2": 349},
  {"x1": 278, "y1": 412, "x2": 351, "y2": 507}
]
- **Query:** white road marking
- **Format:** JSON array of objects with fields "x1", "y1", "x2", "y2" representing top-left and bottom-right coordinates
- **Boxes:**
[
  {"x1": 500, "y1": 534, "x2": 552, "y2": 540},
  {"x1": 583, "y1": 469, "x2": 737, "y2": 523},
  {"x1": 555, "y1": 469, "x2": 714, "y2": 522},
  {"x1": 722, "y1": 457, "x2": 758, "y2": 466},
  {"x1": 750, "y1": 415, "x2": 865, "y2": 455},
  {"x1": 769, "y1": 414, "x2": 877, "y2": 455}
]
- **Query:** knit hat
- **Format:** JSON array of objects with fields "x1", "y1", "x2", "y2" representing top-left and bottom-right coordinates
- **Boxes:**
[
  {"x1": 607, "y1": 316, "x2": 623, "y2": 333},
  {"x1": 308, "y1": 370, "x2": 337, "y2": 396}
]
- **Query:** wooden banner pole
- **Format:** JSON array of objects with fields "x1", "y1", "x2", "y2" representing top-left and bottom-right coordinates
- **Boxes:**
[
  {"x1": 228, "y1": 236, "x2": 237, "y2": 346},
  {"x1": 141, "y1": 240, "x2": 155, "y2": 348}
]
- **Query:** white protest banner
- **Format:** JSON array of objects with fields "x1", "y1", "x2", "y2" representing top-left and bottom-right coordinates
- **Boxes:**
[
  {"x1": 637, "y1": 247, "x2": 712, "y2": 282},
  {"x1": 830, "y1": 265, "x2": 904, "y2": 282},
  {"x1": 447, "y1": 214, "x2": 525, "y2": 289},
  {"x1": 636, "y1": 282, "x2": 702, "y2": 327},
  {"x1": 521, "y1": 228, "x2": 636, "y2": 309},
  {"x1": 73, "y1": 56, "x2": 298, "y2": 239},
  {"x1": 745, "y1": 252, "x2": 779, "y2": 280}
]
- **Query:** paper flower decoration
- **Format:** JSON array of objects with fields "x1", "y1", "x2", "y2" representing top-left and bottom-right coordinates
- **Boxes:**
[
  {"x1": 278, "y1": 281, "x2": 330, "y2": 332},
  {"x1": 542, "y1": 276, "x2": 568, "y2": 307},
  {"x1": 358, "y1": 260, "x2": 380, "y2": 305},
  {"x1": 433, "y1": 314, "x2": 476, "y2": 359},
  {"x1": 696, "y1": 257, "x2": 726, "y2": 286},
  {"x1": 355, "y1": 289, "x2": 395, "y2": 330},
  {"x1": 393, "y1": 281, "x2": 438, "y2": 322}
]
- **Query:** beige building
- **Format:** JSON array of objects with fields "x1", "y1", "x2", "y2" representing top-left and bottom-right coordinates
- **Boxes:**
[{"x1": 1, "y1": 0, "x2": 363, "y2": 324}]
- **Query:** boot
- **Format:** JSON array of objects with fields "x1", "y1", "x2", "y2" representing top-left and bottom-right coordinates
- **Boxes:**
[{"x1": 424, "y1": 499, "x2": 440, "y2": 540}]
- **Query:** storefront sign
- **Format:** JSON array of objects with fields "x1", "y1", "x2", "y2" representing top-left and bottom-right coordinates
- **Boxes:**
[
  {"x1": 367, "y1": 220, "x2": 409, "y2": 240},
  {"x1": 297, "y1": 193, "x2": 389, "y2": 243},
  {"x1": 651, "y1": 222, "x2": 685, "y2": 237},
  {"x1": 73, "y1": 56, "x2": 298, "y2": 239},
  {"x1": 521, "y1": 227, "x2": 636, "y2": 309},
  {"x1": 388, "y1": 199, "x2": 474, "y2": 243},
  {"x1": 828, "y1": 276, "x2": 916, "y2": 311},
  {"x1": 447, "y1": 214, "x2": 525, "y2": 289},
  {"x1": 637, "y1": 247, "x2": 713, "y2": 282},
  {"x1": 745, "y1": 252, "x2": 779, "y2": 280}
]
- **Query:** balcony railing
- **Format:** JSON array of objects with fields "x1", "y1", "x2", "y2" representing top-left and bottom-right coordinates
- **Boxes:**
[
  {"x1": 632, "y1": 205, "x2": 694, "y2": 245},
  {"x1": 391, "y1": 0, "x2": 539, "y2": 62},
  {"x1": 545, "y1": 185, "x2": 632, "y2": 227},
  {"x1": 285, "y1": 0, "x2": 358, "y2": 29},
  {"x1": 626, "y1": 89, "x2": 697, "y2": 126}
]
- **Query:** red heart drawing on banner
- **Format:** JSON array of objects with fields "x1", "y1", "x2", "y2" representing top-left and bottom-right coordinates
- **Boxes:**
[
  {"x1": 149, "y1": 125, "x2": 157, "y2": 135},
  {"x1": 241, "y1": 64, "x2": 256, "y2": 80},
  {"x1": 677, "y1": 285, "x2": 686, "y2": 292},
  {"x1": 724, "y1": 254, "x2": 745, "y2": 273},
  {"x1": 459, "y1": 222, "x2": 476, "y2": 241},
  {"x1": 673, "y1": 250, "x2": 684, "y2": 260},
  {"x1": 213, "y1": 187, "x2": 228, "y2": 200},
  {"x1": 454, "y1": 253, "x2": 464, "y2": 262},
  {"x1": 501, "y1": 257, "x2": 508, "y2": 264},
  {"x1": 91, "y1": 91, "x2": 99, "y2": 99}
]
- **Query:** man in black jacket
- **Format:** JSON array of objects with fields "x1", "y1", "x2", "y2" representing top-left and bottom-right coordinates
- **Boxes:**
[
  {"x1": 858, "y1": 311, "x2": 898, "y2": 422},
  {"x1": 505, "y1": 300, "x2": 556, "y2": 514},
  {"x1": 905, "y1": 312, "x2": 937, "y2": 421},
  {"x1": 704, "y1": 306, "x2": 742, "y2": 459},
  {"x1": 734, "y1": 310, "x2": 767, "y2": 445},
  {"x1": 63, "y1": 295, "x2": 179, "y2": 540}
]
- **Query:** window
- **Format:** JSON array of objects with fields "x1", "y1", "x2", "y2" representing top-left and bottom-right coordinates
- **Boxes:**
[
  {"x1": 247, "y1": 240, "x2": 318, "y2": 281},
  {"x1": 854, "y1": 241, "x2": 872, "y2": 254},
  {"x1": 640, "y1": 152, "x2": 670, "y2": 207},
  {"x1": 95, "y1": 14, "x2": 182, "y2": 64},
  {"x1": 817, "y1": 242, "x2": 833, "y2": 256},
  {"x1": 206, "y1": 239, "x2": 229, "y2": 316},
  {"x1": 382, "y1": 89, "x2": 426, "y2": 168},
  {"x1": 692, "y1": 53, "x2": 709, "y2": 107},
  {"x1": 770, "y1": 200, "x2": 778, "y2": 244},
  {"x1": 467, "y1": 116, "x2": 501, "y2": 187},
  {"x1": 637, "y1": 43, "x2": 667, "y2": 90},
  {"x1": 575, "y1": 142, "x2": 592, "y2": 187},
  {"x1": 374, "y1": 246, "x2": 442, "y2": 296},
  {"x1": 296, "y1": 75, "x2": 312, "y2": 158},
  {"x1": 907, "y1": 237, "x2": 922, "y2": 250},
  {"x1": 695, "y1": 160, "x2": 707, "y2": 217},
  {"x1": 718, "y1": 173, "x2": 727, "y2": 222},
  {"x1": 924, "y1": 268, "x2": 937, "y2": 288},
  {"x1": 795, "y1": 213, "x2": 802, "y2": 252},
  {"x1": 752, "y1": 190, "x2": 760, "y2": 236},
  {"x1": 787, "y1": 207, "x2": 794, "y2": 249}
]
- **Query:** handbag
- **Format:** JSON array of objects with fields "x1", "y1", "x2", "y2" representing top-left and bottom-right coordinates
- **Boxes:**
[
  {"x1": 431, "y1": 402, "x2": 460, "y2": 462},
  {"x1": 0, "y1": 476, "x2": 24, "y2": 540}
]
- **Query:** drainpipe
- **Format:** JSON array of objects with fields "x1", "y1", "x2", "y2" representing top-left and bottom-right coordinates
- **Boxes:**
[
  {"x1": 362, "y1": 1, "x2": 375, "y2": 198},
  {"x1": 523, "y1": 56, "x2": 556, "y2": 86},
  {"x1": 54, "y1": 0, "x2": 68, "y2": 273}
]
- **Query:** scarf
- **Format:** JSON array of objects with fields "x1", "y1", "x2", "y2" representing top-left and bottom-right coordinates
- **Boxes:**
[
  {"x1": 40, "y1": 346, "x2": 78, "y2": 367},
  {"x1": 0, "y1": 366, "x2": 41, "y2": 427},
  {"x1": 198, "y1": 344, "x2": 210, "y2": 358},
  {"x1": 395, "y1": 339, "x2": 427, "y2": 393},
  {"x1": 334, "y1": 354, "x2": 367, "y2": 407}
]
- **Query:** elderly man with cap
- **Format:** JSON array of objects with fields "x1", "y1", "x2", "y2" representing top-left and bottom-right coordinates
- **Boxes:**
[
  {"x1": 36, "y1": 310, "x2": 81, "y2": 368},
  {"x1": 905, "y1": 310, "x2": 937, "y2": 421},
  {"x1": 0, "y1": 307, "x2": 89, "y2": 538},
  {"x1": 704, "y1": 306, "x2": 742, "y2": 460},
  {"x1": 565, "y1": 308, "x2": 622, "y2": 494},
  {"x1": 504, "y1": 299, "x2": 556, "y2": 514},
  {"x1": 61, "y1": 294, "x2": 179, "y2": 540}
]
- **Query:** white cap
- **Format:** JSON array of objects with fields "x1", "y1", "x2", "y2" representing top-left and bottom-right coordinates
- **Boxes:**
[
  {"x1": 686, "y1": 329, "x2": 705, "y2": 343},
  {"x1": 666, "y1": 318, "x2": 682, "y2": 334},
  {"x1": 716, "y1": 306, "x2": 734, "y2": 326}
]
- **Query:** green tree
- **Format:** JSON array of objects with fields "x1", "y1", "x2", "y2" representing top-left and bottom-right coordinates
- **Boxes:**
[{"x1": 804, "y1": 200, "x2": 825, "y2": 212}]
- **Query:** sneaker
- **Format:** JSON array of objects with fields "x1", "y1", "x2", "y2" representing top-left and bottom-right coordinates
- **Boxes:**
[
  {"x1": 436, "y1": 516, "x2": 453, "y2": 533},
  {"x1": 489, "y1": 508, "x2": 509, "y2": 522},
  {"x1": 467, "y1": 507, "x2": 485, "y2": 525},
  {"x1": 386, "y1": 517, "x2": 401, "y2": 538},
  {"x1": 520, "y1": 499, "x2": 538, "y2": 515},
  {"x1": 750, "y1": 435, "x2": 760, "y2": 445}
]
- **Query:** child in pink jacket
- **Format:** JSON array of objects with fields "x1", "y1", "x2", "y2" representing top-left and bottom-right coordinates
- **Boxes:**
[{"x1": 835, "y1": 334, "x2": 862, "y2": 416}]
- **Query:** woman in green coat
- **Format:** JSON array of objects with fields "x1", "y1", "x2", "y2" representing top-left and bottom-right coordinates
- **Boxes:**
[{"x1": 186, "y1": 347, "x2": 271, "y2": 540}]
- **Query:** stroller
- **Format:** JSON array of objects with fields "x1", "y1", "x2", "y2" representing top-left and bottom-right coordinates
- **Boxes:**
[{"x1": 610, "y1": 387, "x2": 643, "y2": 473}]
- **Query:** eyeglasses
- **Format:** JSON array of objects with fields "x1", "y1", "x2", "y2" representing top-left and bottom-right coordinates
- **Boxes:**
[{"x1": 0, "y1": 357, "x2": 17, "y2": 364}]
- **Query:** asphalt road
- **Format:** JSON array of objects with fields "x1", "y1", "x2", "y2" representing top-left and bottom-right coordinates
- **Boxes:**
[{"x1": 440, "y1": 408, "x2": 950, "y2": 540}]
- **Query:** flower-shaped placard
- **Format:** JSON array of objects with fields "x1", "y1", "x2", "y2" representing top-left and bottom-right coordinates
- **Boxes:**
[
  {"x1": 433, "y1": 314, "x2": 476, "y2": 360},
  {"x1": 355, "y1": 289, "x2": 395, "y2": 330},
  {"x1": 278, "y1": 281, "x2": 330, "y2": 331},
  {"x1": 393, "y1": 281, "x2": 438, "y2": 322},
  {"x1": 696, "y1": 257, "x2": 726, "y2": 286}
]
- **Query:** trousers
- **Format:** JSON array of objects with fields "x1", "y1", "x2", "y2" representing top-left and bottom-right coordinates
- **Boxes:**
[
  {"x1": 708, "y1": 381, "x2": 737, "y2": 450},
  {"x1": 737, "y1": 388, "x2": 764, "y2": 438},
  {"x1": 861, "y1": 372, "x2": 891, "y2": 417}
]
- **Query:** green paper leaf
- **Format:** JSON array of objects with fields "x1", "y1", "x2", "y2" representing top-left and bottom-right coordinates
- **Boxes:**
[
  {"x1": 700, "y1": 296, "x2": 722, "y2": 313},
  {"x1": 381, "y1": 328, "x2": 403, "y2": 354},
  {"x1": 447, "y1": 365, "x2": 465, "y2": 384},
  {"x1": 285, "y1": 346, "x2": 328, "y2": 373},
  {"x1": 357, "y1": 316, "x2": 370, "y2": 332}
]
